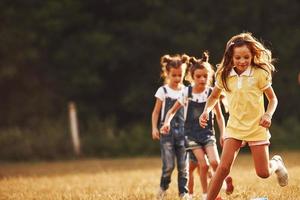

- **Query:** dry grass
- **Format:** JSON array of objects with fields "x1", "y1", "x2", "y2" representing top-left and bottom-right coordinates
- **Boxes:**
[{"x1": 0, "y1": 152, "x2": 300, "y2": 200}]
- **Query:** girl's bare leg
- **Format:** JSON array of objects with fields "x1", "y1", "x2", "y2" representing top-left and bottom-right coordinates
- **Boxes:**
[
  {"x1": 188, "y1": 161, "x2": 198, "y2": 194},
  {"x1": 250, "y1": 144, "x2": 289, "y2": 187},
  {"x1": 193, "y1": 148, "x2": 209, "y2": 194},
  {"x1": 206, "y1": 143, "x2": 234, "y2": 195},
  {"x1": 250, "y1": 144, "x2": 272, "y2": 178},
  {"x1": 206, "y1": 138, "x2": 242, "y2": 200},
  {"x1": 205, "y1": 144, "x2": 220, "y2": 171}
]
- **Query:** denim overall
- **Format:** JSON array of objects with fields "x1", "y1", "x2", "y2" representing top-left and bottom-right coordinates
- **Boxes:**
[
  {"x1": 185, "y1": 86, "x2": 216, "y2": 149},
  {"x1": 159, "y1": 87, "x2": 188, "y2": 194}
]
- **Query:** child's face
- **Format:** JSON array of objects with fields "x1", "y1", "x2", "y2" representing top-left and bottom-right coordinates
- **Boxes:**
[
  {"x1": 167, "y1": 67, "x2": 183, "y2": 85},
  {"x1": 193, "y1": 68, "x2": 209, "y2": 87},
  {"x1": 232, "y1": 45, "x2": 253, "y2": 74}
]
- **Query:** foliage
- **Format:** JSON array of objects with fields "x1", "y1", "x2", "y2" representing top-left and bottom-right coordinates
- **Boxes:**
[
  {"x1": 0, "y1": 0, "x2": 299, "y2": 159},
  {"x1": 270, "y1": 117, "x2": 300, "y2": 150},
  {"x1": 81, "y1": 118, "x2": 159, "y2": 157},
  {"x1": 0, "y1": 119, "x2": 72, "y2": 161}
]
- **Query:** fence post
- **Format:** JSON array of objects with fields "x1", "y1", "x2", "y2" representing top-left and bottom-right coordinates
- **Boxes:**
[{"x1": 68, "y1": 101, "x2": 81, "y2": 156}]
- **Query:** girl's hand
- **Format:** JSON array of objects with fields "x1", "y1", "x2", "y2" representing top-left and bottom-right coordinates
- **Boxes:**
[
  {"x1": 152, "y1": 129, "x2": 160, "y2": 140},
  {"x1": 160, "y1": 124, "x2": 170, "y2": 135},
  {"x1": 259, "y1": 113, "x2": 272, "y2": 128},
  {"x1": 199, "y1": 112, "x2": 209, "y2": 128}
]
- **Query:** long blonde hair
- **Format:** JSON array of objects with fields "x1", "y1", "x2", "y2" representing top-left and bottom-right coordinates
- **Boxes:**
[{"x1": 217, "y1": 32, "x2": 275, "y2": 91}]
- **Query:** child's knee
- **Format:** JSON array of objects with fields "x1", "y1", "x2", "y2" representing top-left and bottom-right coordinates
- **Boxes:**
[
  {"x1": 256, "y1": 170, "x2": 270, "y2": 179},
  {"x1": 163, "y1": 163, "x2": 175, "y2": 176},
  {"x1": 178, "y1": 166, "x2": 188, "y2": 176},
  {"x1": 218, "y1": 163, "x2": 231, "y2": 175},
  {"x1": 209, "y1": 160, "x2": 219, "y2": 169},
  {"x1": 199, "y1": 162, "x2": 209, "y2": 171}
]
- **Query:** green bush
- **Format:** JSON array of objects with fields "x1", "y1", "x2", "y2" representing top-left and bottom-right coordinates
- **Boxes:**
[
  {"x1": 270, "y1": 117, "x2": 300, "y2": 150},
  {"x1": 0, "y1": 119, "x2": 72, "y2": 161},
  {"x1": 81, "y1": 117, "x2": 159, "y2": 157},
  {"x1": 0, "y1": 116, "x2": 299, "y2": 161}
]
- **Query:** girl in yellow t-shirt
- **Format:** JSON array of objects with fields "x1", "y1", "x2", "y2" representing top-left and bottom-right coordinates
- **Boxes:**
[{"x1": 199, "y1": 32, "x2": 289, "y2": 200}]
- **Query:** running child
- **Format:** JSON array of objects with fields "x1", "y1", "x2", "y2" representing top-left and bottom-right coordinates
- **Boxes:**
[{"x1": 199, "y1": 32, "x2": 289, "y2": 200}]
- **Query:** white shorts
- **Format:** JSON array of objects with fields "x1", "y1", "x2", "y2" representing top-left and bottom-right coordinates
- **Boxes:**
[
  {"x1": 247, "y1": 140, "x2": 270, "y2": 146},
  {"x1": 224, "y1": 137, "x2": 270, "y2": 147}
]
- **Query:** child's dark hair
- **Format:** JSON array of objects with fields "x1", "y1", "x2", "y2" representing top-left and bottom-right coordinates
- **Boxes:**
[
  {"x1": 185, "y1": 51, "x2": 214, "y2": 84},
  {"x1": 160, "y1": 54, "x2": 189, "y2": 81}
]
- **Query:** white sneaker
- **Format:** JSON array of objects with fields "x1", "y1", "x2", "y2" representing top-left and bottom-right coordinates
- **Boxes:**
[
  {"x1": 179, "y1": 193, "x2": 190, "y2": 200},
  {"x1": 157, "y1": 188, "x2": 166, "y2": 200},
  {"x1": 272, "y1": 155, "x2": 289, "y2": 187},
  {"x1": 186, "y1": 193, "x2": 193, "y2": 200}
]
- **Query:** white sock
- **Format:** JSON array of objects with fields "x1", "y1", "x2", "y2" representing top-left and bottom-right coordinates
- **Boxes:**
[
  {"x1": 221, "y1": 179, "x2": 226, "y2": 189},
  {"x1": 211, "y1": 170, "x2": 215, "y2": 177},
  {"x1": 202, "y1": 193, "x2": 207, "y2": 200}
]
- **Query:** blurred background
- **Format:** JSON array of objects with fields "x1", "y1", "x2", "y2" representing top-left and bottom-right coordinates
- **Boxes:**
[{"x1": 0, "y1": 0, "x2": 299, "y2": 161}]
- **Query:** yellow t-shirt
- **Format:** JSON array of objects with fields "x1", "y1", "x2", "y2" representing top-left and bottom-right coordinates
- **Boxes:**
[{"x1": 215, "y1": 66, "x2": 271, "y2": 141}]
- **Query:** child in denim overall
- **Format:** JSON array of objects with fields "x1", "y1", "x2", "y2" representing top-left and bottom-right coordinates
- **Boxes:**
[
  {"x1": 161, "y1": 52, "x2": 233, "y2": 200},
  {"x1": 151, "y1": 54, "x2": 189, "y2": 200},
  {"x1": 187, "y1": 91, "x2": 230, "y2": 200}
]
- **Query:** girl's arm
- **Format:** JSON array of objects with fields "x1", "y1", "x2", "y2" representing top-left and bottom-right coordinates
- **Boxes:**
[
  {"x1": 213, "y1": 101, "x2": 225, "y2": 147},
  {"x1": 151, "y1": 98, "x2": 163, "y2": 140},
  {"x1": 199, "y1": 87, "x2": 222, "y2": 128},
  {"x1": 160, "y1": 101, "x2": 182, "y2": 134},
  {"x1": 259, "y1": 86, "x2": 278, "y2": 128}
]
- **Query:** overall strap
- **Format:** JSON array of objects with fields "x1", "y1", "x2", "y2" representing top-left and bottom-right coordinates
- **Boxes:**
[
  {"x1": 184, "y1": 85, "x2": 193, "y2": 121},
  {"x1": 188, "y1": 85, "x2": 193, "y2": 98},
  {"x1": 160, "y1": 86, "x2": 168, "y2": 123},
  {"x1": 162, "y1": 86, "x2": 167, "y2": 94}
]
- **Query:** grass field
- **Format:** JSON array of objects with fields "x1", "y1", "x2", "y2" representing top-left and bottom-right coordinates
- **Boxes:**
[{"x1": 0, "y1": 152, "x2": 299, "y2": 200}]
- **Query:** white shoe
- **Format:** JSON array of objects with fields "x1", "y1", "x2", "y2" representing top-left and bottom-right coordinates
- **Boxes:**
[
  {"x1": 186, "y1": 193, "x2": 193, "y2": 200},
  {"x1": 157, "y1": 188, "x2": 166, "y2": 200},
  {"x1": 179, "y1": 193, "x2": 190, "y2": 200},
  {"x1": 272, "y1": 155, "x2": 289, "y2": 187}
]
